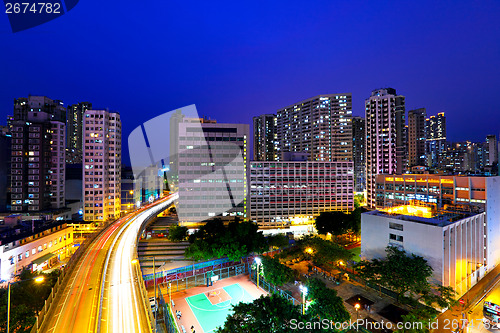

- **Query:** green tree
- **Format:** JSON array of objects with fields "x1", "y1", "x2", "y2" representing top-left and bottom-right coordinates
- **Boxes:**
[
  {"x1": 355, "y1": 246, "x2": 436, "y2": 303},
  {"x1": 315, "y1": 211, "x2": 351, "y2": 236},
  {"x1": 267, "y1": 234, "x2": 290, "y2": 250},
  {"x1": 306, "y1": 278, "x2": 350, "y2": 322},
  {"x1": 185, "y1": 219, "x2": 266, "y2": 261},
  {"x1": 297, "y1": 236, "x2": 353, "y2": 267},
  {"x1": 260, "y1": 256, "x2": 295, "y2": 286},
  {"x1": 167, "y1": 224, "x2": 188, "y2": 241},
  {"x1": 395, "y1": 308, "x2": 438, "y2": 333},
  {"x1": 215, "y1": 294, "x2": 302, "y2": 333},
  {"x1": 0, "y1": 269, "x2": 61, "y2": 333}
]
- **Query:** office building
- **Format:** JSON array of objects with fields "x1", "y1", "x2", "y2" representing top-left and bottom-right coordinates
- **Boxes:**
[
  {"x1": 176, "y1": 121, "x2": 249, "y2": 225},
  {"x1": 408, "y1": 108, "x2": 426, "y2": 167},
  {"x1": 365, "y1": 88, "x2": 406, "y2": 208},
  {"x1": 361, "y1": 205, "x2": 492, "y2": 297},
  {"x1": 66, "y1": 102, "x2": 92, "y2": 164},
  {"x1": 82, "y1": 110, "x2": 121, "y2": 222},
  {"x1": 373, "y1": 174, "x2": 500, "y2": 213},
  {"x1": 277, "y1": 94, "x2": 353, "y2": 161},
  {"x1": 250, "y1": 160, "x2": 354, "y2": 227},
  {"x1": 168, "y1": 111, "x2": 216, "y2": 185},
  {"x1": 352, "y1": 116, "x2": 366, "y2": 192},
  {"x1": 10, "y1": 97, "x2": 66, "y2": 212},
  {"x1": 253, "y1": 114, "x2": 278, "y2": 161}
]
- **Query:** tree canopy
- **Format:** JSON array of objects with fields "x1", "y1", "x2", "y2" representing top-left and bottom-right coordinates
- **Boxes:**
[
  {"x1": 185, "y1": 219, "x2": 266, "y2": 261},
  {"x1": 305, "y1": 278, "x2": 350, "y2": 322},
  {"x1": 167, "y1": 224, "x2": 188, "y2": 242},
  {"x1": 297, "y1": 236, "x2": 353, "y2": 266},
  {"x1": 259, "y1": 256, "x2": 295, "y2": 286},
  {"x1": 0, "y1": 269, "x2": 61, "y2": 333},
  {"x1": 315, "y1": 208, "x2": 366, "y2": 237},
  {"x1": 266, "y1": 234, "x2": 290, "y2": 250},
  {"x1": 215, "y1": 294, "x2": 303, "y2": 333},
  {"x1": 215, "y1": 293, "x2": 339, "y2": 333},
  {"x1": 355, "y1": 246, "x2": 455, "y2": 307}
]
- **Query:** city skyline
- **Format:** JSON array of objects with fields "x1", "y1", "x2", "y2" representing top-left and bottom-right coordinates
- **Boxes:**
[{"x1": 1, "y1": 0, "x2": 500, "y2": 166}]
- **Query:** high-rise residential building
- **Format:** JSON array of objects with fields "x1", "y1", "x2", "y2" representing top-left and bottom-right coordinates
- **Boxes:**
[
  {"x1": 352, "y1": 116, "x2": 366, "y2": 192},
  {"x1": 14, "y1": 96, "x2": 65, "y2": 122},
  {"x1": 425, "y1": 112, "x2": 446, "y2": 168},
  {"x1": 82, "y1": 110, "x2": 121, "y2": 222},
  {"x1": 253, "y1": 114, "x2": 278, "y2": 161},
  {"x1": 365, "y1": 88, "x2": 406, "y2": 208},
  {"x1": 250, "y1": 160, "x2": 354, "y2": 228},
  {"x1": 408, "y1": 108, "x2": 427, "y2": 167},
  {"x1": 176, "y1": 121, "x2": 249, "y2": 225},
  {"x1": 277, "y1": 94, "x2": 353, "y2": 161},
  {"x1": 0, "y1": 130, "x2": 11, "y2": 212},
  {"x1": 425, "y1": 112, "x2": 446, "y2": 141},
  {"x1": 486, "y1": 135, "x2": 498, "y2": 166},
  {"x1": 10, "y1": 96, "x2": 66, "y2": 212},
  {"x1": 66, "y1": 102, "x2": 92, "y2": 164}
]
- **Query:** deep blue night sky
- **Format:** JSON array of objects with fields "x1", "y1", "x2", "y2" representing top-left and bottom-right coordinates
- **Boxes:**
[{"x1": 1, "y1": 0, "x2": 499, "y2": 165}]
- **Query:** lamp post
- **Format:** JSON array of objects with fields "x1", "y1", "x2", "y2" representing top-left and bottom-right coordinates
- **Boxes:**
[
  {"x1": 254, "y1": 257, "x2": 261, "y2": 289},
  {"x1": 354, "y1": 303, "x2": 360, "y2": 331},
  {"x1": 299, "y1": 285, "x2": 308, "y2": 315},
  {"x1": 7, "y1": 275, "x2": 45, "y2": 333}
]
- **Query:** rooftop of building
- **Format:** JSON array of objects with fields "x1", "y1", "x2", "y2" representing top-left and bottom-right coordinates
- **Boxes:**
[
  {"x1": 0, "y1": 220, "x2": 70, "y2": 247},
  {"x1": 366, "y1": 203, "x2": 483, "y2": 227}
]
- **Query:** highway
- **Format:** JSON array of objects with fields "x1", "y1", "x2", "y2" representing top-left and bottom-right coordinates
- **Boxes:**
[{"x1": 40, "y1": 194, "x2": 176, "y2": 333}]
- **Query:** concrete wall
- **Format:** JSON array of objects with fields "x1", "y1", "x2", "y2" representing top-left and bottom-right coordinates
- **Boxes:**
[
  {"x1": 361, "y1": 212, "x2": 444, "y2": 285},
  {"x1": 486, "y1": 177, "x2": 500, "y2": 270}
]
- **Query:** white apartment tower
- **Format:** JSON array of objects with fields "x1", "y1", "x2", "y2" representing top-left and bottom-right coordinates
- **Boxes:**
[
  {"x1": 365, "y1": 88, "x2": 406, "y2": 208},
  {"x1": 83, "y1": 110, "x2": 122, "y2": 222}
]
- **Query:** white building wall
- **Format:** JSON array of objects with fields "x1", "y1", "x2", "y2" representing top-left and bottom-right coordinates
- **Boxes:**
[
  {"x1": 486, "y1": 177, "x2": 500, "y2": 270},
  {"x1": 361, "y1": 211, "x2": 486, "y2": 297},
  {"x1": 83, "y1": 110, "x2": 121, "y2": 222},
  {"x1": 0, "y1": 226, "x2": 73, "y2": 280}
]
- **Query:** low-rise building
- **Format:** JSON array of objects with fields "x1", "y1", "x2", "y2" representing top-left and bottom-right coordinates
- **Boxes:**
[
  {"x1": 0, "y1": 222, "x2": 74, "y2": 280},
  {"x1": 361, "y1": 205, "x2": 489, "y2": 297},
  {"x1": 250, "y1": 160, "x2": 354, "y2": 227},
  {"x1": 374, "y1": 174, "x2": 497, "y2": 209}
]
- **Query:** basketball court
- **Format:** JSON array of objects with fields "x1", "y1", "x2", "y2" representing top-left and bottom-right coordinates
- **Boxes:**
[{"x1": 161, "y1": 275, "x2": 266, "y2": 333}]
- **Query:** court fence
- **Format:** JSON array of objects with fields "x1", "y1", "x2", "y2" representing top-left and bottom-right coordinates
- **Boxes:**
[{"x1": 158, "y1": 262, "x2": 248, "y2": 294}]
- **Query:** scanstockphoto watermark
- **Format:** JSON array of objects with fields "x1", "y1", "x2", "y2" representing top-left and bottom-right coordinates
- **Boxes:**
[{"x1": 289, "y1": 318, "x2": 425, "y2": 331}]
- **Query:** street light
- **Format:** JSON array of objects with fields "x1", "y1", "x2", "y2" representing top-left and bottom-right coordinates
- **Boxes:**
[
  {"x1": 305, "y1": 247, "x2": 313, "y2": 254},
  {"x1": 254, "y1": 257, "x2": 261, "y2": 289},
  {"x1": 299, "y1": 285, "x2": 308, "y2": 315},
  {"x1": 354, "y1": 303, "x2": 360, "y2": 331},
  {"x1": 7, "y1": 276, "x2": 45, "y2": 333}
]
